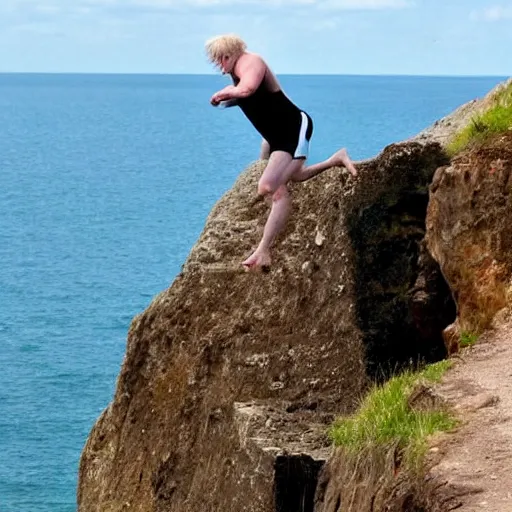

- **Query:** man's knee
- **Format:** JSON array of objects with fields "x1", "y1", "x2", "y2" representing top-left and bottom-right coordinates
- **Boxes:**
[
  {"x1": 258, "y1": 182, "x2": 288, "y2": 201},
  {"x1": 272, "y1": 185, "x2": 288, "y2": 201},
  {"x1": 258, "y1": 178, "x2": 277, "y2": 196}
]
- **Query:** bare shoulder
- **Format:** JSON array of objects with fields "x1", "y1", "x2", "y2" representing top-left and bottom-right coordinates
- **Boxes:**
[{"x1": 236, "y1": 52, "x2": 267, "y2": 72}]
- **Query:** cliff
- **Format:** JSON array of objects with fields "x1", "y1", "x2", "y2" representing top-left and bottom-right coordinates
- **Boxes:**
[
  {"x1": 315, "y1": 78, "x2": 512, "y2": 511},
  {"x1": 78, "y1": 79, "x2": 512, "y2": 512}
]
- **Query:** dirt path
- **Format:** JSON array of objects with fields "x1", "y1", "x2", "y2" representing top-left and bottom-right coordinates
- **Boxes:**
[{"x1": 428, "y1": 320, "x2": 512, "y2": 511}]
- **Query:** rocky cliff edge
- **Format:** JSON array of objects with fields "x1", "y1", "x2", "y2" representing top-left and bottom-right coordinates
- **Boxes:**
[{"x1": 78, "y1": 79, "x2": 511, "y2": 512}]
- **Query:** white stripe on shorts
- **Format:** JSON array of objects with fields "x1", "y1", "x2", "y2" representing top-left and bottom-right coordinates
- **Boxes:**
[{"x1": 293, "y1": 111, "x2": 310, "y2": 159}]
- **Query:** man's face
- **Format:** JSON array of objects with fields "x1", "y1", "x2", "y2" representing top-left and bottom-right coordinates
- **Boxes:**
[{"x1": 217, "y1": 54, "x2": 235, "y2": 74}]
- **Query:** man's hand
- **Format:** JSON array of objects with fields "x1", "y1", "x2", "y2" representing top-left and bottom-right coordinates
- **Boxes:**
[
  {"x1": 210, "y1": 93, "x2": 222, "y2": 106},
  {"x1": 210, "y1": 86, "x2": 235, "y2": 106}
]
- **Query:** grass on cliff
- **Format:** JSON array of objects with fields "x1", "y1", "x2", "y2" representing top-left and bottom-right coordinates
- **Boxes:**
[
  {"x1": 447, "y1": 81, "x2": 512, "y2": 156},
  {"x1": 460, "y1": 330, "x2": 479, "y2": 348},
  {"x1": 330, "y1": 360, "x2": 457, "y2": 469}
]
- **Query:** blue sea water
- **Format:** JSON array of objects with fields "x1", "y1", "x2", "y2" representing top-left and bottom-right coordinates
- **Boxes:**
[{"x1": 0, "y1": 73, "x2": 506, "y2": 511}]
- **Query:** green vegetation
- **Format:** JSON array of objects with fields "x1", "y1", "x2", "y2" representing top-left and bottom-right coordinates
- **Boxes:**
[
  {"x1": 460, "y1": 330, "x2": 479, "y2": 348},
  {"x1": 447, "y1": 81, "x2": 512, "y2": 156},
  {"x1": 420, "y1": 359, "x2": 452, "y2": 381},
  {"x1": 330, "y1": 360, "x2": 457, "y2": 469}
]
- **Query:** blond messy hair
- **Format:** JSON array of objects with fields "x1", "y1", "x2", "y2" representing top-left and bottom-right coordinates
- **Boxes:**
[{"x1": 205, "y1": 34, "x2": 247, "y2": 64}]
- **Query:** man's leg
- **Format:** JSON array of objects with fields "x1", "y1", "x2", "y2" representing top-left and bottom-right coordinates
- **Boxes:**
[
  {"x1": 243, "y1": 151, "x2": 303, "y2": 270},
  {"x1": 291, "y1": 148, "x2": 357, "y2": 182}
]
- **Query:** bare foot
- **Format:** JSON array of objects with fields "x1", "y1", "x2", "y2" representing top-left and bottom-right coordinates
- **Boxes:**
[
  {"x1": 242, "y1": 250, "x2": 272, "y2": 272},
  {"x1": 329, "y1": 148, "x2": 358, "y2": 177}
]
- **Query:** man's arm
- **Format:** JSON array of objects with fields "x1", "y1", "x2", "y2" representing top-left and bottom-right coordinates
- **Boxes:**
[{"x1": 211, "y1": 55, "x2": 266, "y2": 105}]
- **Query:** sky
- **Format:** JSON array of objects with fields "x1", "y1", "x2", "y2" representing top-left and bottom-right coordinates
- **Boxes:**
[{"x1": 0, "y1": 0, "x2": 510, "y2": 75}]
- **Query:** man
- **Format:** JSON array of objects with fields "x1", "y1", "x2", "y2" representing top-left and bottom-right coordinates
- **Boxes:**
[{"x1": 206, "y1": 34, "x2": 357, "y2": 271}]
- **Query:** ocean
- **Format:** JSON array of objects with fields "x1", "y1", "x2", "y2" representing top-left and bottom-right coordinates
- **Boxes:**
[{"x1": 0, "y1": 73, "x2": 506, "y2": 511}]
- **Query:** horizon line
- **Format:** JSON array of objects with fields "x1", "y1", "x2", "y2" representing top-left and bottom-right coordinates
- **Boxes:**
[{"x1": 0, "y1": 71, "x2": 509, "y2": 79}]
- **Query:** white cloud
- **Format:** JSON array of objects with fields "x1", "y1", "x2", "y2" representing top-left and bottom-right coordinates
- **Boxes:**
[
  {"x1": 471, "y1": 5, "x2": 512, "y2": 21},
  {"x1": 322, "y1": 0, "x2": 412, "y2": 8},
  {"x1": 0, "y1": 0, "x2": 411, "y2": 42},
  {"x1": 34, "y1": 4, "x2": 61, "y2": 13},
  {"x1": 10, "y1": 21, "x2": 61, "y2": 34},
  {"x1": 130, "y1": 0, "x2": 412, "y2": 7},
  {"x1": 3, "y1": 0, "x2": 411, "y2": 9}
]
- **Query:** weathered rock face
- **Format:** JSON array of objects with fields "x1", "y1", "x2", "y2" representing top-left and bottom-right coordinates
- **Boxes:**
[
  {"x1": 347, "y1": 145, "x2": 453, "y2": 380},
  {"x1": 426, "y1": 132, "x2": 512, "y2": 344},
  {"x1": 77, "y1": 137, "x2": 455, "y2": 511},
  {"x1": 314, "y1": 79, "x2": 512, "y2": 512}
]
